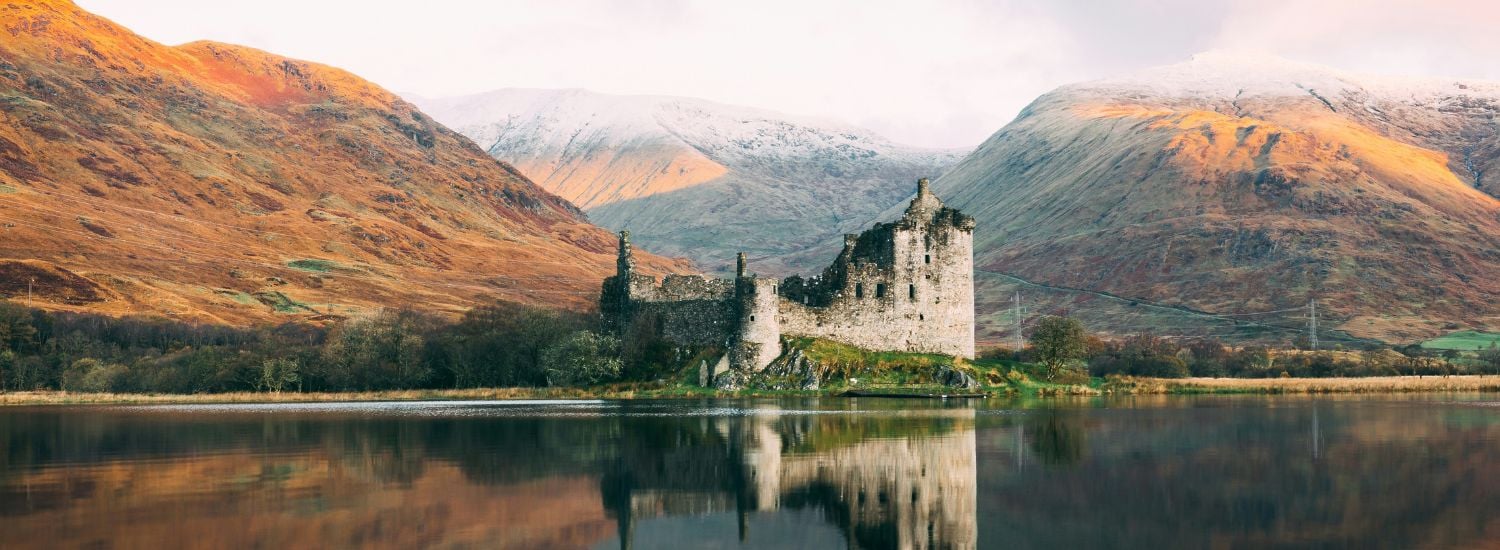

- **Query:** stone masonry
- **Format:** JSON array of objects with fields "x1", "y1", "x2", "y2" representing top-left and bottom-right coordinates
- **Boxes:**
[{"x1": 601, "y1": 178, "x2": 976, "y2": 371}]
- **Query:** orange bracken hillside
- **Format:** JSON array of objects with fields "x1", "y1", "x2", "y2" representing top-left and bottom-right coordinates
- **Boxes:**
[
  {"x1": 0, "y1": 0, "x2": 687, "y2": 323},
  {"x1": 929, "y1": 52, "x2": 1500, "y2": 343}
]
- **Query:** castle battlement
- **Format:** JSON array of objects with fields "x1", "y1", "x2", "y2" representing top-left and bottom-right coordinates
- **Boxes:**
[{"x1": 602, "y1": 178, "x2": 975, "y2": 371}]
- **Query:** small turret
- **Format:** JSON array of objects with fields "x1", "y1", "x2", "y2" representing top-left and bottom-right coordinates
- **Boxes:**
[
  {"x1": 904, "y1": 177, "x2": 946, "y2": 224},
  {"x1": 616, "y1": 231, "x2": 635, "y2": 275},
  {"x1": 736, "y1": 252, "x2": 747, "y2": 278}
]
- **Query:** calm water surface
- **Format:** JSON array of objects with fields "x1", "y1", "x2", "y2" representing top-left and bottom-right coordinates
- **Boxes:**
[{"x1": 1, "y1": 395, "x2": 1497, "y2": 549}]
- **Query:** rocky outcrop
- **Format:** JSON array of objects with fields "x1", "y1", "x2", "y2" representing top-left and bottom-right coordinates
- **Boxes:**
[
  {"x1": 713, "y1": 346, "x2": 822, "y2": 391},
  {"x1": 935, "y1": 365, "x2": 980, "y2": 390}
]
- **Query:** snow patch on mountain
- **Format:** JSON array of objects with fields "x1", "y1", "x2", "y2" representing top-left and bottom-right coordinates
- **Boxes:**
[
  {"x1": 413, "y1": 88, "x2": 960, "y2": 179},
  {"x1": 1061, "y1": 50, "x2": 1500, "y2": 106}
]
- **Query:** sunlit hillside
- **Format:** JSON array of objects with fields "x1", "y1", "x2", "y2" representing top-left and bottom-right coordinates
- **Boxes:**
[
  {"x1": 0, "y1": 0, "x2": 687, "y2": 323},
  {"x1": 917, "y1": 52, "x2": 1500, "y2": 343}
]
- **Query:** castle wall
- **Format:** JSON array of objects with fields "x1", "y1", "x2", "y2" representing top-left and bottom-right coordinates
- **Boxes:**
[
  {"x1": 612, "y1": 273, "x2": 737, "y2": 347},
  {"x1": 778, "y1": 224, "x2": 974, "y2": 358}
]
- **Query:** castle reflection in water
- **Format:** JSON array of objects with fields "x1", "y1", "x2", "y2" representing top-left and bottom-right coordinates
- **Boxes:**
[{"x1": 601, "y1": 406, "x2": 977, "y2": 550}]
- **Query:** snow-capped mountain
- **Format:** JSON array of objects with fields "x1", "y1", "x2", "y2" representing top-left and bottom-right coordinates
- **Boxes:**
[
  {"x1": 914, "y1": 51, "x2": 1500, "y2": 343},
  {"x1": 412, "y1": 89, "x2": 967, "y2": 274}
]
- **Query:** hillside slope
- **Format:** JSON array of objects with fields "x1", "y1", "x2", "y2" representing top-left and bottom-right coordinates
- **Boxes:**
[
  {"x1": 0, "y1": 0, "x2": 684, "y2": 323},
  {"x1": 922, "y1": 52, "x2": 1500, "y2": 343},
  {"x1": 413, "y1": 89, "x2": 966, "y2": 274}
]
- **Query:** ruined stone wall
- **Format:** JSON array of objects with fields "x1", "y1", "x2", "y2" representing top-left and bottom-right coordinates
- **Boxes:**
[
  {"x1": 777, "y1": 218, "x2": 975, "y2": 358},
  {"x1": 606, "y1": 272, "x2": 737, "y2": 347}
]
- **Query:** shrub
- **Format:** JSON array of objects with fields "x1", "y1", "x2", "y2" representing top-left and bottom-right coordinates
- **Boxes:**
[
  {"x1": 978, "y1": 345, "x2": 1018, "y2": 361},
  {"x1": 61, "y1": 358, "x2": 127, "y2": 393},
  {"x1": 542, "y1": 331, "x2": 623, "y2": 388},
  {"x1": 1185, "y1": 339, "x2": 1229, "y2": 377},
  {"x1": 0, "y1": 350, "x2": 13, "y2": 390},
  {"x1": 1480, "y1": 344, "x2": 1500, "y2": 375},
  {"x1": 319, "y1": 310, "x2": 435, "y2": 391},
  {"x1": 1088, "y1": 334, "x2": 1190, "y2": 378},
  {"x1": 434, "y1": 302, "x2": 589, "y2": 388}
]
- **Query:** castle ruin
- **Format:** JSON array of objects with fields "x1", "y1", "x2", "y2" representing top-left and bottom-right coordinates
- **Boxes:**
[{"x1": 601, "y1": 178, "x2": 975, "y2": 371}]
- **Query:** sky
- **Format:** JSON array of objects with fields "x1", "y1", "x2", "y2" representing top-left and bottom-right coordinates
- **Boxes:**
[{"x1": 78, "y1": 0, "x2": 1500, "y2": 149}]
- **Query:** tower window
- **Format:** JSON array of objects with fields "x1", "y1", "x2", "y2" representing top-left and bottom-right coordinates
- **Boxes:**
[
  {"x1": 750, "y1": 315, "x2": 755, "y2": 321},
  {"x1": 909, "y1": 284, "x2": 916, "y2": 300},
  {"x1": 924, "y1": 254, "x2": 931, "y2": 265},
  {"x1": 855, "y1": 283, "x2": 864, "y2": 298},
  {"x1": 876, "y1": 283, "x2": 887, "y2": 298},
  {"x1": 919, "y1": 314, "x2": 924, "y2": 321}
]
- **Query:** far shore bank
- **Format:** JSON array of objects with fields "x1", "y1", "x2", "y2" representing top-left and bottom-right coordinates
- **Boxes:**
[
  {"x1": 2, "y1": 375, "x2": 1498, "y2": 406},
  {"x1": 1111, "y1": 374, "x2": 1500, "y2": 394}
]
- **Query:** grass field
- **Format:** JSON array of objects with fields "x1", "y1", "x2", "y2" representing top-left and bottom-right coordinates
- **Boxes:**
[{"x1": 1421, "y1": 331, "x2": 1500, "y2": 351}]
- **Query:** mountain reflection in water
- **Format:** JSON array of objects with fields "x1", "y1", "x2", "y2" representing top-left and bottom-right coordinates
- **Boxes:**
[{"x1": 0, "y1": 397, "x2": 1497, "y2": 549}]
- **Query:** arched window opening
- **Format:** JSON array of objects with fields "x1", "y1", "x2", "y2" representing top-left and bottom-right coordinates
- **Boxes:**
[
  {"x1": 876, "y1": 283, "x2": 887, "y2": 298},
  {"x1": 855, "y1": 283, "x2": 864, "y2": 298}
]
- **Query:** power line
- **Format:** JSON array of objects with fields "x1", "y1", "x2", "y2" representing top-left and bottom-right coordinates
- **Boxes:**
[
  {"x1": 1309, "y1": 298, "x2": 1319, "y2": 350},
  {"x1": 1013, "y1": 290, "x2": 1023, "y2": 350}
]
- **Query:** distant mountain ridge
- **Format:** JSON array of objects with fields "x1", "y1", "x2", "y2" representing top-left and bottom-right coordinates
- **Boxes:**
[
  {"x1": 0, "y1": 0, "x2": 685, "y2": 323},
  {"x1": 915, "y1": 51, "x2": 1500, "y2": 343},
  {"x1": 413, "y1": 89, "x2": 967, "y2": 274}
]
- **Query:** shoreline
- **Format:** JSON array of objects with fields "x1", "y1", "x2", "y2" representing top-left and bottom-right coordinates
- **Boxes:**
[
  {"x1": 2, "y1": 375, "x2": 1498, "y2": 405},
  {"x1": 1111, "y1": 374, "x2": 1500, "y2": 394}
]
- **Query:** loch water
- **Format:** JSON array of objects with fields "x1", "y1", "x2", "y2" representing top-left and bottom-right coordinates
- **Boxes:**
[{"x1": 1, "y1": 395, "x2": 1497, "y2": 549}]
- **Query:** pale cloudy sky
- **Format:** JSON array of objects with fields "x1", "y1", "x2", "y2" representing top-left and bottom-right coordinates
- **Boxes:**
[{"x1": 78, "y1": 0, "x2": 1500, "y2": 148}]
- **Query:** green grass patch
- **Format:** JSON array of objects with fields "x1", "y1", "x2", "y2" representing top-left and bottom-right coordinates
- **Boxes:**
[
  {"x1": 1422, "y1": 331, "x2": 1500, "y2": 351},
  {"x1": 253, "y1": 291, "x2": 315, "y2": 314},
  {"x1": 0, "y1": 184, "x2": 16, "y2": 194},
  {"x1": 213, "y1": 289, "x2": 259, "y2": 306},
  {"x1": 791, "y1": 337, "x2": 961, "y2": 387},
  {"x1": 287, "y1": 259, "x2": 340, "y2": 273}
]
